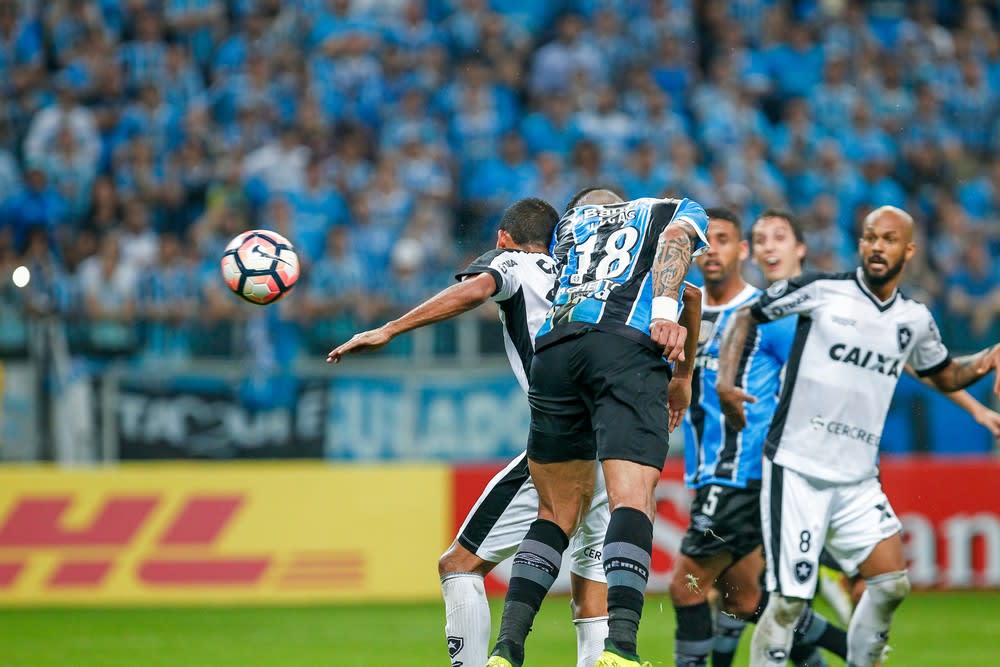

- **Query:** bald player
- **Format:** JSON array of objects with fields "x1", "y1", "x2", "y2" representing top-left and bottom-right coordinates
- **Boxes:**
[{"x1": 717, "y1": 206, "x2": 1000, "y2": 666}]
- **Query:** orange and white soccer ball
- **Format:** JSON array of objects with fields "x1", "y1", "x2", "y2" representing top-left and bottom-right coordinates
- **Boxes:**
[{"x1": 220, "y1": 230, "x2": 300, "y2": 305}]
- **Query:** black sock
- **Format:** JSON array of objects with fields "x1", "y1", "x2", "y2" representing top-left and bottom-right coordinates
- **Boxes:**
[
  {"x1": 491, "y1": 519, "x2": 568, "y2": 666},
  {"x1": 711, "y1": 612, "x2": 747, "y2": 667},
  {"x1": 603, "y1": 507, "x2": 653, "y2": 659},
  {"x1": 793, "y1": 606, "x2": 847, "y2": 660},
  {"x1": 673, "y1": 601, "x2": 713, "y2": 666}
]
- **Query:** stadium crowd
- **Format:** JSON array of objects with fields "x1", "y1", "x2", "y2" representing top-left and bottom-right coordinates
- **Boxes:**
[{"x1": 0, "y1": 0, "x2": 998, "y2": 360}]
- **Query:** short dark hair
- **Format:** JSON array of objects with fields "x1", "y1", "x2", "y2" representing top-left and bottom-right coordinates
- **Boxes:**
[
  {"x1": 705, "y1": 207, "x2": 742, "y2": 235},
  {"x1": 564, "y1": 186, "x2": 623, "y2": 212},
  {"x1": 499, "y1": 197, "x2": 560, "y2": 247},
  {"x1": 752, "y1": 209, "x2": 805, "y2": 245}
]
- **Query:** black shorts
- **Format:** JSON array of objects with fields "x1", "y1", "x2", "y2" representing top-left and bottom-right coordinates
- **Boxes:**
[
  {"x1": 680, "y1": 484, "x2": 762, "y2": 561},
  {"x1": 526, "y1": 329, "x2": 671, "y2": 470}
]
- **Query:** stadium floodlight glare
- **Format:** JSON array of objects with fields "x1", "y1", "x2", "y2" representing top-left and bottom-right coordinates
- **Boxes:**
[{"x1": 11, "y1": 265, "x2": 29, "y2": 288}]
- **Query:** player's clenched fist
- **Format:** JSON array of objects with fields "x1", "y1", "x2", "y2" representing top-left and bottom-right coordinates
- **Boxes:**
[{"x1": 651, "y1": 318, "x2": 687, "y2": 363}]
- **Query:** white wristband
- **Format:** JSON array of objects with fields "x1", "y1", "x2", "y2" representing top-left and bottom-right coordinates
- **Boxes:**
[{"x1": 651, "y1": 296, "x2": 679, "y2": 323}]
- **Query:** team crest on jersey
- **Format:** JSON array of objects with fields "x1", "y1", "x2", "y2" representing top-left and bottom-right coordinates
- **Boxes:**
[
  {"x1": 448, "y1": 636, "x2": 464, "y2": 662},
  {"x1": 793, "y1": 559, "x2": 814, "y2": 583},
  {"x1": 767, "y1": 280, "x2": 789, "y2": 297},
  {"x1": 896, "y1": 324, "x2": 913, "y2": 352}
]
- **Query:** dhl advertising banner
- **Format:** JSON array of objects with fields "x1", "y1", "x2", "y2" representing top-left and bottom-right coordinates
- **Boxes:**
[
  {"x1": 0, "y1": 463, "x2": 450, "y2": 605},
  {"x1": 454, "y1": 459, "x2": 1000, "y2": 594}
]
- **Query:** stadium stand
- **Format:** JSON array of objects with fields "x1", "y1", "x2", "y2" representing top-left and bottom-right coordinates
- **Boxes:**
[{"x1": 0, "y1": 0, "x2": 997, "y2": 365}]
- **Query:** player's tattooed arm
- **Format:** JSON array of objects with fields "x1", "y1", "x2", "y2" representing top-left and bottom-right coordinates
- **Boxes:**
[
  {"x1": 927, "y1": 344, "x2": 1000, "y2": 396},
  {"x1": 907, "y1": 365, "x2": 1000, "y2": 437},
  {"x1": 649, "y1": 224, "x2": 698, "y2": 362},
  {"x1": 714, "y1": 306, "x2": 757, "y2": 430},
  {"x1": 651, "y1": 224, "x2": 697, "y2": 300},
  {"x1": 327, "y1": 273, "x2": 496, "y2": 363}
]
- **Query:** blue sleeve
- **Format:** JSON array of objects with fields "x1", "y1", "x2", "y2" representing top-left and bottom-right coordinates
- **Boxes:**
[
  {"x1": 672, "y1": 197, "x2": 710, "y2": 257},
  {"x1": 760, "y1": 317, "x2": 796, "y2": 365}
]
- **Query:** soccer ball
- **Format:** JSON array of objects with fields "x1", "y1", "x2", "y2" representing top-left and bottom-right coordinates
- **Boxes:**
[{"x1": 220, "y1": 230, "x2": 300, "y2": 305}]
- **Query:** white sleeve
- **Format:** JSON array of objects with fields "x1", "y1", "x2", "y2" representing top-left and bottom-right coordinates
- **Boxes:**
[
  {"x1": 454, "y1": 250, "x2": 520, "y2": 302},
  {"x1": 910, "y1": 308, "x2": 952, "y2": 376}
]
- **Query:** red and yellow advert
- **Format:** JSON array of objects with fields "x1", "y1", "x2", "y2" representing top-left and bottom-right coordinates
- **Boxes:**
[{"x1": 0, "y1": 463, "x2": 450, "y2": 605}]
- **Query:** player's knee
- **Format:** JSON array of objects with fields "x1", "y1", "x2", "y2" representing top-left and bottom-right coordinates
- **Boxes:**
[
  {"x1": 768, "y1": 594, "x2": 807, "y2": 627},
  {"x1": 866, "y1": 570, "x2": 910, "y2": 609},
  {"x1": 722, "y1": 590, "x2": 762, "y2": 620},
  {"x1": 438, "y1": 543, "x2": 492, "y2": 578},
  {"x1": 668, "y1": 569, "x2": 706, "y2": 606}
]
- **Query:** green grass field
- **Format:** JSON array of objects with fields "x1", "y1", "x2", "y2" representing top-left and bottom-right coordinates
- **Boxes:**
[{"x1": 1, "y1": 592, "x2": 997, "y2": 666}]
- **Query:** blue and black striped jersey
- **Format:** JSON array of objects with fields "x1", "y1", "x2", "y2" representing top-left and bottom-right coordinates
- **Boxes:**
[
  {"x1": 535, "y1": 197, "x2": 709, "y2": 351},
  {"x1": 682, "y1": 284, "x2": 796, "y2": 489}
]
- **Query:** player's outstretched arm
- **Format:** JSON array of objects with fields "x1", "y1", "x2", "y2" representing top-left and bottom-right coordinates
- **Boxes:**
[
  {"x1": 326, "y1": 272, "x2": 497, "y2": 363},
  {"x1": 667, "y1": 283, "x2": 702, "y2": 432},
  {"x1": 650, "y1": 223, "x2": 699, "y2": 362},
  {"x1": 925, "y1": 343, "x2": 1000, "y2": 397},
  {"x1": 714, "y1": 306, "x2": 758, "y2": 431},
  {"x1": 906, "y1": 365, "x2": 1000, "y2": 437}
]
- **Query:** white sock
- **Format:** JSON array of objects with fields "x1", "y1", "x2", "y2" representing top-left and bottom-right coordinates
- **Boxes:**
[
  {"x1": 441, "y1": 573, "x2": 491, "y2": 667},
  {"x1": 574, "y1": 616, "x2": 609, "y2": 667},
  {"x1": 749, "y1": 595, "x2": 806, "y2": 667},
  {"x1": 847, "y1": 571, "x2": 909, "y2": 667}
]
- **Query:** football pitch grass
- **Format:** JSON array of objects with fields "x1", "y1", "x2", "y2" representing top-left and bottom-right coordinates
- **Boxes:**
[{"x1": 1, "y1": 592, "x2": 997, "y2": 666}]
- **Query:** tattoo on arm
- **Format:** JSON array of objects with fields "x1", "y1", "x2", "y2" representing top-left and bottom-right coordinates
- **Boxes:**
[
  {"x1": 932, "y1": 346, "x2": 996, "y2": 392},
  {"x1": 652, "y1": 226, "x2": 695, "y2": 299},
  {"x1": 716, "y1": 308, "x2": 753, "y2": 392}
]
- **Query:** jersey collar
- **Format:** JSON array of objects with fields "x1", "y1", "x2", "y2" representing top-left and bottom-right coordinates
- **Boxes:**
[
  {"x1": 701, "y1": 283, "x2": 759, "y2": 312},
  {"x1": 853, "y1": 267, "x2": 898, "y2": 312}
]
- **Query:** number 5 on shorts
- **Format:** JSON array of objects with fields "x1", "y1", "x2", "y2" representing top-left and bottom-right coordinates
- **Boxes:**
[{"x1": 703, "y1": 486, "x2": 722, "y2": 516}]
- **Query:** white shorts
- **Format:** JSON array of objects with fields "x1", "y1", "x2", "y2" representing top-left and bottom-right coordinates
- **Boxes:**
[
  {"x1": 760, "y1": 458, "x2": 902, "y2": 599},
  {"x1": 456, "y1": 453, "x2": 609, "y2": 582}
]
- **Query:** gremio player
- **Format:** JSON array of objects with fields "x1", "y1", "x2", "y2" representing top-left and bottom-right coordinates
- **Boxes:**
[
  {"x1": 328, "y1": 198, "x2": 612, "y2": 667},
  {"x1": 717, "y1": 206, "x2": 1000, "y2": 667},
  {"x1": 671, "y1": 209, "x2": 848, "y2": 667},
  {"x1": 487, "y1": 189, "x2": 709, "y2": 667}
]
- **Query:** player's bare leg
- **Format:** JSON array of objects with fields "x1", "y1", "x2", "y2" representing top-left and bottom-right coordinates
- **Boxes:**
[
  {"x1": 571, "y1": 573, "x2": 609, "y2": 667},
  {"x1": 669, "y1": 551, "x2": 732, "y2": 665},
  {"x1": 848, "y1": 533, "x2": 909, "y2": 667},
  {"x1": 712, "y1": 549, "x2": 765, "y2": 667},
  {"x1": 439, "y1": 542, "x2": 497, "y2": 667},
  {"x1": 598, "y1": 458, "x2": 661, "y2": 663},
  {"x1": 489, "y1": 458, "x2": 594, "y2": 666}
]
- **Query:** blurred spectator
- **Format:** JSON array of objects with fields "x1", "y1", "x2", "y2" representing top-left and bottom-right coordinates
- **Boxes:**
[
  {"x1": 78, "y1": 235, "x2": 137, "y2": 354},
  {"x1": 464, "y1": 132, "x2": 535, "y2": 240},
  {"x1": 0, "y1": 164, "x2": 67, "y2": 252},
  {"x1": 575, "y1": 86, "x2": 637, "y2": 168},
  {"x1": 621, "y1": 142, "x2": 669, "y2": 201},
  {"x1": 945, "y1": 239, "x2": 1000, "y2": 350},
  {"x1": 164, "y1": 0, "x2": 223, "y2": 69},
  {"x1": 117, "y1": 11, "x2": 167, "y2": 93},
  {"x1": 119, "y1": 199, "x2": 158, "y2": 270},
  {"x1": 0, "y1": 139, "x2": 22, "y2": 203},
  {"x1": 24, "y1": 74, "x2": 101, "y2": 169},
  {"x1": 137, "y1": 230, "x2": 196, "y2": 361},
  {"x1": 289, "y1": 156, "x2": 348, "y2": 262},
  {"x1": 519, "y1": 95, "x2": 580, "y2": 158},
  {"x1": 530, "y1": 152, "x2": 574, "y2": 212},
  {"x1": 242, "y1": 124, "x2": 309, "y2": 198},
  {"x1": 810, "y1": 53, "x2": 860, "y2": 134},
  {"x1": 765, "y1": 22, "x2": 824, "y2": 98},
  {"x1": 529, "y1": 12, "x2": 605, "y2": 96},
  {"x1": 39, "y1": 123, "x2": 98, "y2": 219}
]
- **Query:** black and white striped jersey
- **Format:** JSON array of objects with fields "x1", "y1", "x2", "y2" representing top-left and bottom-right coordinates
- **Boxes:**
[
  {"x1": 750, "y1": 268, "x2": 951, "y2": 483},
  {"x1": 455, "y1": 249, "x2": 559, "y2": 393}
]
